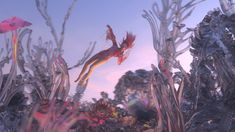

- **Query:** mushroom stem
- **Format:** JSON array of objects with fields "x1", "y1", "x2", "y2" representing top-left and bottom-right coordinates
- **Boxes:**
[{"x1": 11, "y1": 30, "x2": 18, "y2": 64}]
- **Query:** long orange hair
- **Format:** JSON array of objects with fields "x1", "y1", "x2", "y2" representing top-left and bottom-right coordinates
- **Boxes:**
[{"x1": 121, "y1": 32, "x2": 135, "y2": 49}]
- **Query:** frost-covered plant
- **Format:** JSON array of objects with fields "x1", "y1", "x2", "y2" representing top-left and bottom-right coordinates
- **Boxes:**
[
  {"x1": 143, "y1": 0, "x2": 205, "y2": 67},
  {"x1": 0, "y1": 0, "x2": 96, "y2": 130},
  {"x1": 35, "y1": 0, "x2": 95, "y2": 100},
  {"x1": 143, "y1": 0, "x2": 204, "y2": 131}
]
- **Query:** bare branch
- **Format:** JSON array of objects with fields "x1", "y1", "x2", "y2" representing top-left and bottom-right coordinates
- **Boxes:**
[
  {"x1": 179, "y1": 7, "x2": 195, "y2": 23},
  {"x1": 177, "y1": 78, "x2": 184, "y2": 105},
  {"x1": 68, "y1": 42, "x2": 96, "y2": 70},
  {"x1": 49, "y1": 55, "x2": 70, "y2": 100},
  {"x1": 36, "y1": 0, "x2": 78, "y2": 54},
  {"x1": 35, "y1": 0, "x2": 60, "y2": 47},
  {"x1": 59, "y1": 0, "x2": 78, "y2": 50},
  {"x1": 172, "y1": 60, "x2": 190, "y2": 83},
  {"x1": 0, "y1": 63, "x2": 17, "y2": 104},
  {"x1": 142, "y1": 10, "x2": 162, "y2": 55},
  {"x1": 0, "y1": 70, "x2": 3, "y2": 93},
  {"x1": 161, "y1": 0, "x2": 169, "y2": 11},
  {"x1": 4, "y1": 35, "x2": 11, "y2": 57},
  {"x1": 18, "y1": 28, "x2": 33, "y2": 73},
  {"x1": 152, "y1": 3, "x2": 161, "y2": 19},
  {"x1": 143, "y1": 0, "x2": 204, "y2": 63},
  {"x1": 175, "y1": 43, "x2": 191, "y2": 57},
  {"x1": 175, "y1": 28, "x2": 192, "y2": 46},
  {"x1": 0, "y1": 48, "x2": 3, "y2": 59}
]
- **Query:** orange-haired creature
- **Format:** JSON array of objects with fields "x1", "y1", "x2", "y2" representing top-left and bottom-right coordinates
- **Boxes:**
[{"x1": 75, "y1": 25, "x2": 135, "y2": 85}]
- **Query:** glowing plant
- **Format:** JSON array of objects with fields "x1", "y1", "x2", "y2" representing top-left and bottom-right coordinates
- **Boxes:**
[{"x1": 0, "y1": 16, "x2": 31, "y2": 63}]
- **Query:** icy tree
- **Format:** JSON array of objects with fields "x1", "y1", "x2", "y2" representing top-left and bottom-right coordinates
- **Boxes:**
[
  {"x1": 142, "y1": 0, "x2": 205, "y2": 131},
  {"x1": 0, "y1": 1, "x2": 96, "y2": 130},
  {"x1": 143, "y1": 0, "x2": 235, "y2": 131},
  {"x1": 142, "y1": 0, "x2": 205, "y2": 68},
  {"x1": 35, "y1": 0, "x2": 95, "y2": 100}
]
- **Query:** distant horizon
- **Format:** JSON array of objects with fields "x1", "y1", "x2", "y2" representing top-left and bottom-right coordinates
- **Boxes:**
[{"x1": 0, "y1": 0, "x2": 220, "y2": 101}]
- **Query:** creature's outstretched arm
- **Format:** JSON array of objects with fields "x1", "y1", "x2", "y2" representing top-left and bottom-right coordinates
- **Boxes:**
[
  {"x1": 117, "y1": 52, "x2": 127, "y2": 65},
  {"x1": 106, "y1": 25, "x2": 118, "y2": 47}
]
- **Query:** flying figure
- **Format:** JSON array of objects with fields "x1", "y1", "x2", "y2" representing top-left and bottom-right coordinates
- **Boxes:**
[{"x1": 75, "y1": 25, "x2": 135, "y2": 85}]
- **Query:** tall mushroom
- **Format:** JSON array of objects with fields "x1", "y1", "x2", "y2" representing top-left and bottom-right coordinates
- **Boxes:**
[
  {"x1": 0, "y1": 17, "x2": 31, "y2": 105},
  {"x1": 0, "y1": 16, "x2": 31, "y2": 63}
]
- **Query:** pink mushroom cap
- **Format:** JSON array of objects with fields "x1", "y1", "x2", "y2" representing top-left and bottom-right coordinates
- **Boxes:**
[{"x1": 0, "y1": 16, "x2": 31, "y2": 33}]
